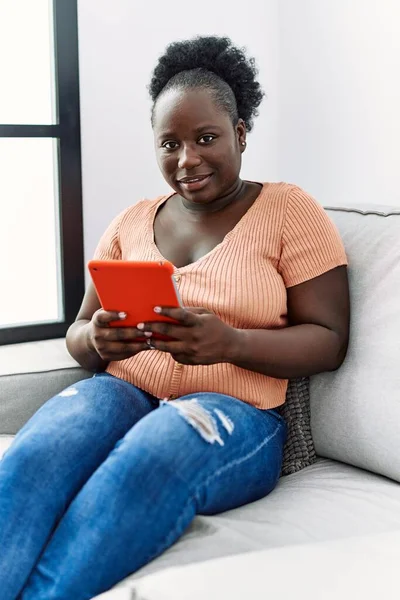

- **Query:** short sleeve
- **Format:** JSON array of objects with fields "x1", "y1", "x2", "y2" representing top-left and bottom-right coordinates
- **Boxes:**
[
  {"x1": 92, "y1": 211, "x2": 124, "y2": 261},
  {"x1": 279, "y1": 187, "x2": 348, "y2": 288}
]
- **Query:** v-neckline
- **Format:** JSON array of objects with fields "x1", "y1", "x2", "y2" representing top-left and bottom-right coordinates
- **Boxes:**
[{"x1": 147, "y1": 181, "x2": 268, "y2": 273}]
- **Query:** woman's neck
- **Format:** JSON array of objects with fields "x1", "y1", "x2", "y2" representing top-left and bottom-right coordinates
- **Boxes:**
[{"x1": 178, "y1": 179, "x2": 247, "y2": 214}]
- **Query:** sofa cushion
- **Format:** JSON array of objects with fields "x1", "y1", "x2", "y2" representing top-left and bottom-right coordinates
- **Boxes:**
[
  {"x1": 279, "y1": 377, "x2": 317, "y2": 475},
  {"x1": 0, "y1": 339, "x2": 91, "y2": 434},
  {"x1": 123, "y1": 530, "x2": 400, "y2": 600},
  {"x1": 311, "y1": 205, "x2": 400, "y2": 481},
  {"x1": 90, "y1": 458, "x2": 400, "y2": 596}
]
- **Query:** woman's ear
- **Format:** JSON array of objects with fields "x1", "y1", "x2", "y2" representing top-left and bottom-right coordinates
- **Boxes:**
[{"x1": 236, "y1": 119, "x2": 247, "y2": 151}]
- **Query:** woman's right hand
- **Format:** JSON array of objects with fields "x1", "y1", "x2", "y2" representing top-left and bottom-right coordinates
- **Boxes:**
[{"x1": 86, "y1": 310, "x2": 152, "y2": 362}]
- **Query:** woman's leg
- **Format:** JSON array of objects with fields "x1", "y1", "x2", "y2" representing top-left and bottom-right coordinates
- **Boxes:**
[
  {"x1": 0, "y1": 373, "x2": 158, "y2": 600},
  {"x1": 22, "y1": 392, "x2": 287, "y2": 600}
]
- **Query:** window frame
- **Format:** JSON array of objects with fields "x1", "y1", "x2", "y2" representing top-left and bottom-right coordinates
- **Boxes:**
[{"x1": 0, "y1": 0, "x2": 84, "y2": 346}]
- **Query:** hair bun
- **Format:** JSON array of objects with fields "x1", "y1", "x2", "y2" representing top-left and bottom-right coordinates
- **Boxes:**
[{"x1": 149, "y1": 36, "x2": 264, "y2": 132}]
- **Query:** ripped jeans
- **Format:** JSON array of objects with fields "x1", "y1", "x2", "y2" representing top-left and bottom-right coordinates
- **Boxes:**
[{"x1": 0, "y1": 372, "x2": 287, "y2": 600}]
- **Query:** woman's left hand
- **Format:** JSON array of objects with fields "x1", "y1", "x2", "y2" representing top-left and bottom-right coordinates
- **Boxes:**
[{"x1": 137, "y1": 307, "x2": 240, "y2": 365}]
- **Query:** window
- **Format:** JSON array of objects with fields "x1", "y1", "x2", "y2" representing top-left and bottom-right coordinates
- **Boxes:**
[{"x1": 0, "y1": 0, "x2": 84, "y2": 345}]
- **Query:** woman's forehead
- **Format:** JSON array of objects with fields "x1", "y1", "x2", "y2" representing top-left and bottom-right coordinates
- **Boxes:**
[{"x1": 153, "y1": 88, "x2": 229, "y2": 134}]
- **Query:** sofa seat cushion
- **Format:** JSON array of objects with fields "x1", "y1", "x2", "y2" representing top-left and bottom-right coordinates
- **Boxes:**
[
  {"x1": 90, "y1": 457, "x2": 398, "y2": 596},
  {"x1": 123, "y1": 459, "x2": 400, "y2": 580},
  {"x1": 116, "y1": 530, "x2": 400, "y2": 600},
  {"x1": 91, "y1": 458, "x2": 400, "y2": 597}
]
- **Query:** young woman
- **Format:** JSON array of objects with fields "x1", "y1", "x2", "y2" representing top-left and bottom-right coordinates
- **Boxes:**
[{"x1": 0, "y1": 36, "x2": 349, "y2": 599}]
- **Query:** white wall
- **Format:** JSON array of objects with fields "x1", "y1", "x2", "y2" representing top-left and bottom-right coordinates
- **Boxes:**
[
  {"x1": 77, "y1": 0, "x2": 280, "y2": 262},
  {"x1": 278, "y1": 0, "x2": 400, "y2": 207}
]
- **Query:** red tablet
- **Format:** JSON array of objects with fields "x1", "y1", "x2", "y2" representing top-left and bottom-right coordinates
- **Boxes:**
[{"x1": 88, "y1": 260, "x2": 182, "y2": 339}]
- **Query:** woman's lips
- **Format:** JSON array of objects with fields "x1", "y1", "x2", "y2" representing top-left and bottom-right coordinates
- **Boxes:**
[{"x1": 177, "y1": 174, "x2": 212, "y2": 192}]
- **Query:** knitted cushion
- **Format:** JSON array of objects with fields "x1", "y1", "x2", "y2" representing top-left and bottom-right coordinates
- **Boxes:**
[{"x1": 278, "y1": 377, "x2": 317, "y2": 476}]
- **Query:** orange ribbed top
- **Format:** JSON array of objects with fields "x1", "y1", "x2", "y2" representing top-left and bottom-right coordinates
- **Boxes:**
[{"x1": 93, "y1": 182, "x2": 347, "y2": 409}]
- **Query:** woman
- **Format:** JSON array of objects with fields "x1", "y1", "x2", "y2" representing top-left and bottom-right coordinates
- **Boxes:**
[{"x1": 0, "y1": 36, "x2": 349, "y2": 599}]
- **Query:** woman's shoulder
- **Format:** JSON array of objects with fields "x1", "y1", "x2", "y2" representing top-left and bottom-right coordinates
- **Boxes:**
[
  {"x1": 258, "y1": 182, "x2": 324, "y2": 215},
  {"x1": 259, "y1": 181, "x2": 311, "y2": 200}
]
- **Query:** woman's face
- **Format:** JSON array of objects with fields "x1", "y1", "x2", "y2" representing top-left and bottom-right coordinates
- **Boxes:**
[{"x1": 153, "y1": 88, "x2": 246, "y2": 205}]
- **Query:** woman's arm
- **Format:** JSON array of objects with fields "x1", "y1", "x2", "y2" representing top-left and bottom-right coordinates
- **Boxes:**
[
  {"x1": 66, "y1": 283, "x2": 109, "y2": 372},
  {"x1": 228, "y1": 266, "x2": 350, "y2": 379},
  {"x1": 139, "y1": 266, "x2": 350, "y2": 379}
]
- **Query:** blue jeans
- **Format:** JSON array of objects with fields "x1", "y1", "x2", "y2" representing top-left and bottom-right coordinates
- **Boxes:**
[{"x1": 0, "y1": 372, "x2": 286, "y2": 600}]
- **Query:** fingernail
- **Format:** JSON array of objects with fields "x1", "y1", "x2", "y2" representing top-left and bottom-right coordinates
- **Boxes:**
[
  {"x1": 118, "y1": 312, "x2": 127, "y2": 319},
  {"x1": 144, "y1": 331, "x2": 152, "y2": 338},
  {"x1": 137, "y1": 323, "x2": 144, "y2": 330},
  {"x1": 154, "y1": 306, "x2": 162, "y2": 314}
]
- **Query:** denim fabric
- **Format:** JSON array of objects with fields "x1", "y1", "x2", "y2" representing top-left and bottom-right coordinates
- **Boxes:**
[{"x1": 0, "y1": 372, "x2": 287, "y2": 600}]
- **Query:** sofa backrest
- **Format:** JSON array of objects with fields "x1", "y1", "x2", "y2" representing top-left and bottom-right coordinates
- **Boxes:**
[{"x1": 310, "y1": 205, "x2": 400, "y2": 482}]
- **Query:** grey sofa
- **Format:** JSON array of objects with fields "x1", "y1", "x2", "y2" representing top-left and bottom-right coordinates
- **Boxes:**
[{"x1": 1, "y1": 203, "x2": 400, "y2": 599}]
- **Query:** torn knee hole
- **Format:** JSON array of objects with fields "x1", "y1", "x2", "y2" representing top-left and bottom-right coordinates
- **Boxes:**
[{"x1": 165, "y1": 398, "x2": 234, "y2": 446}]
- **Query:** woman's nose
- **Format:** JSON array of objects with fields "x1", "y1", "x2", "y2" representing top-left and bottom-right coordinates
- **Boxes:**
[{"x1": 178, "y1": 145, "x2": 202, "y2": 169}]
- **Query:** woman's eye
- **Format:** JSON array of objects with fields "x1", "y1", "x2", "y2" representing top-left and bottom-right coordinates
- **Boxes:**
[
  {"x1": 162, "y1": 141, "x2": 179, "y2": 150},
  {"x1": 198, "y1": 135, "x2": 216, "y2": 144}
]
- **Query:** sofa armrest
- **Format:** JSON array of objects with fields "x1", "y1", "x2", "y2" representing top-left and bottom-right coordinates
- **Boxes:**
[{"x1": 0, "y1": 339, "x2": 92, "y2": 434}]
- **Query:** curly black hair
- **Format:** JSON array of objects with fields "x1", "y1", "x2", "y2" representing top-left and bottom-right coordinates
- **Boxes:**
[{"x1": 149, "y1": 36, "x2": 264, "y2": 132}]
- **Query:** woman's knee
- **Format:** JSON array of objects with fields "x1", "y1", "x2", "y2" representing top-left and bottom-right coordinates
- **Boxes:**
[
  {"x1": 115, "y1": 398, "x2": 231, "y2": 488},
  {"x1": 2, "y1": 378, "x2": 145, "y2": 478},
  {"x1": 19, "y1": 376, "x2": 148, "y2": 447}
]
